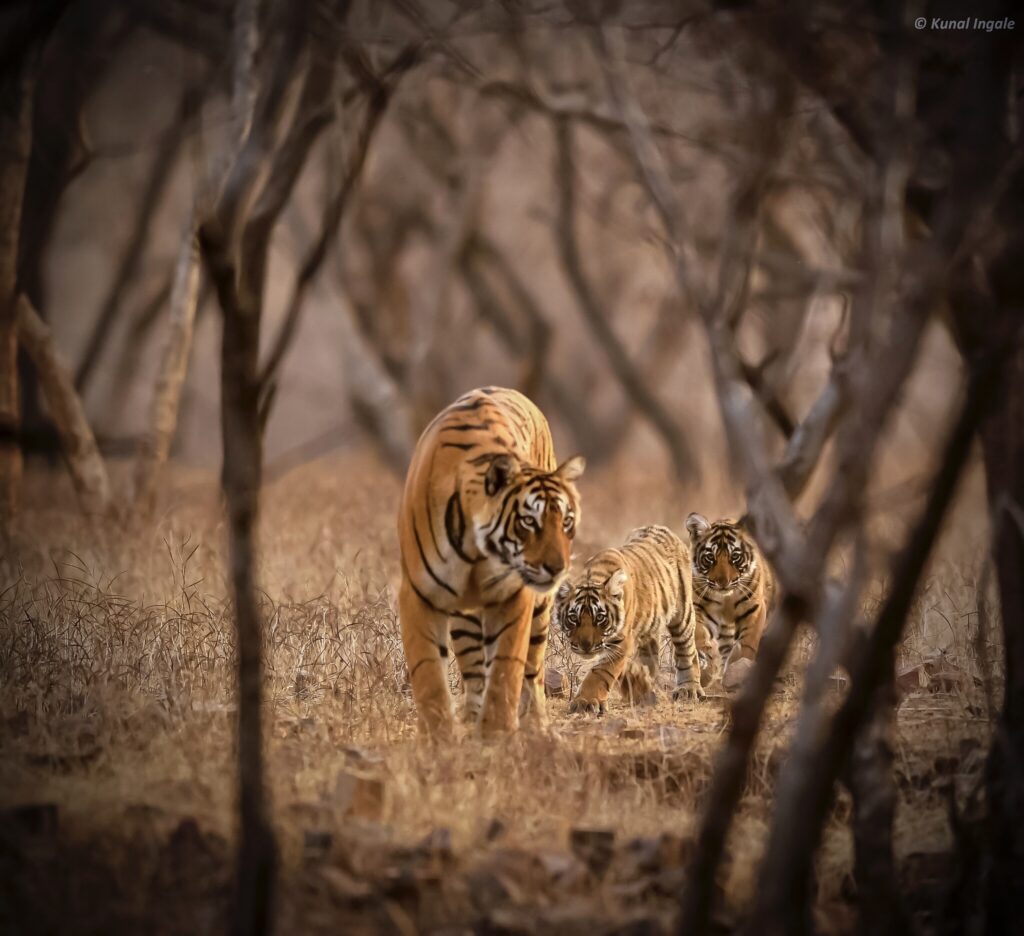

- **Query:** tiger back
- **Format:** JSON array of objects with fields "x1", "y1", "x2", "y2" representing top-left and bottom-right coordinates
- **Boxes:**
[
  {"x1": 554, "y1": 524, "x2": 704, "y2": 714},
  {"x1": 398, "y1": 387, "x2": 585, "y2": 738},
  {"x1": 686, "y1": 513, "x2": 775, "y2": 690}
]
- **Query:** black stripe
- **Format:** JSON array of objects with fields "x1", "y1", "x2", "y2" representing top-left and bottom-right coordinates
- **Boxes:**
[
  {"x1": 529, "y1": 633, "x2": 547, "y2": 645},
  {"x1": 414, "y1": 523, "x2": 457, "y2": 596},
  {"x1": 408, "y1": 577, "x2": 445, "y2": 615},
  {"x1": 456, "y1": 644, "x2": 481, "y2": 658},
  {"x1": 450, "y1": 629, "x2": 480, "y2": 642},
  {"x1": 442, "y1": 441, "x2": 475, "y2": 451},
  {"x1": 483, "y1": 619, "x2": 518, "y2": 646},
  {"x1": 438, "y1": 644, "x2": 449, "y2": 658},
  {"x1": 409, "y1": 657, "x2": 435, "y2": 678},
  {"x1": 461, "y1": 672, "x2": 484, "y2": 681},
  {"x1": 445, "y1": 492, "x2": 476, "y2": 564},
  {"x1": 443, "y1": 422, "x2": 492, "y2": 432},
  {"x1": 449, "y1": 398, "x2": 486, "y2": 412},
  {"x1": 735, "y1": 604, "x2": 759, "y2": 623},
  {"x1": 452, "y1": 610, "x2": 481, "y2": 625},
  {"x1": 484, "y1": 585, "x2": 524, "y2": 608}
]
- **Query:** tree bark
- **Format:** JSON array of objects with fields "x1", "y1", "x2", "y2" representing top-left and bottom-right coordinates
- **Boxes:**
[
  {"x1": 844, "y1": 656, "x2": 908, "y2": 936},
  {"x1": 0, "y1": 43, "x2": 36, "y2": 524},
  {"x1": 16, "y1": 295, "x2": 110, "y2": 514},
  {"x1": 976, "y1": 340, "x2": 1024, "y2": 933},
  {"x1": 132, "y1": 213, "x2": 200, "y2": 514}
]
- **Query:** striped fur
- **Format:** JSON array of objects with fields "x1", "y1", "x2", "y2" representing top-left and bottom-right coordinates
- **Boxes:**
[
  {"x1": 686, "y1": 513, "x2": 775, "y2": 690},
  {"x1": 554, "y1": 525, "x2": 704, "y2": 714},
  {"x1": 398, "y1": 387, "x2": 584, "y2": 738}
]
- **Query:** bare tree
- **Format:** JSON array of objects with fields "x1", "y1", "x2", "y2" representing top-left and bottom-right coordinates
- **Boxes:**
[
  {"x1": 197, "y1": 2, "x2": 344, "y2": 932},
  {"x1": 16, "y1": 295, "x2": 111, "y2": 514},
  {"x1": 0, "y1": 43, "x2": 36, "y2": 523},
  {"x1": 132, "y1": 212, "x2": 200, "y2": 514}
]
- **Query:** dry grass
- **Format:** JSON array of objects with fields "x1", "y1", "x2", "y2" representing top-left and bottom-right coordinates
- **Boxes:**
[{"x1": 0, "y1": 451, "x2": 998, "y2": 934}]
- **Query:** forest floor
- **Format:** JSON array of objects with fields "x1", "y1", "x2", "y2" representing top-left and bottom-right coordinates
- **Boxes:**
[{"x1": 0, "y1": 452, "x2": 998, "y2": 935}]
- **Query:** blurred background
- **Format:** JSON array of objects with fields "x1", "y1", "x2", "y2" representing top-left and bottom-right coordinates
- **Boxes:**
[{"x1": 21, "y1": 0, "x2": 963, "y2": 483}]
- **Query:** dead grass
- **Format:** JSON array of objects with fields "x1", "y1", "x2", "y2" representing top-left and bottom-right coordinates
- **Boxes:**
[{"x1": 0, "y1": 451, "x2": 998, "y2": 934}]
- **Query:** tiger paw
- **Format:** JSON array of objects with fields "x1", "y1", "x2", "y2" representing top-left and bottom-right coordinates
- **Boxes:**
[
  {"x1": 672, "y1": 683, "x2": 706, "y2": 702},
  {"x1": 723, "y1": 657, "x2": 754, "y2": 691},
  {"x1": 568, "y1": 696, "x2": 606, "y2": 715}
]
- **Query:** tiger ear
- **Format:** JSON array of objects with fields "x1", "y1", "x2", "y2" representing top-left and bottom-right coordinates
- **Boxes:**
[
  {"x1": 605, "y1": 568, "x2": 628, "y2": 599},
  {"x1": 686, "y1": 512, "x2": 710, "y2": 542},
  {"x1": 484, "y1": 453, "x2": 521, "y2": 496},
  {"x1": 556, "y1": 579, "x2": 573, "y2": 603},
  {"x1": 554, "y1": 455, "x2": 586, "y2": 483}
]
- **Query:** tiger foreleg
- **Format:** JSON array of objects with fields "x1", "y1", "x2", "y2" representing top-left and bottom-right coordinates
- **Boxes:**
[
  {"x1": 669, "y1": 606, "x2": 705, "y2": 701},
  {"x1": 480, "y1": 589, "x2": 533, "y2": 736},
  {"x1": 519, "y1": 595, "x2": 550, "y2": 728},
  {"x1": 722, "y1": 603, "x2": 766, "y2": 691},
  {"x1": 399, "y1": 577, "x2": 455, "y2": 741},
  {"x1": 569, "y1": 637, "x2": 633, "y2": 715},
  {"x1": 450, "y1": 612, "x2": 485, "y2": 723},
  {"x1": 618, "y1": 656, "x2": 658, "y2": 707},
  {"x1": 695, "y1": 615, "x2": 721, "y2": 688}
]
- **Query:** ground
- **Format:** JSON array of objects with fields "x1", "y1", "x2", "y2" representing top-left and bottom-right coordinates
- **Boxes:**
[{"x1": 0, "y1": 452, "x2": 996, "y2": 934}]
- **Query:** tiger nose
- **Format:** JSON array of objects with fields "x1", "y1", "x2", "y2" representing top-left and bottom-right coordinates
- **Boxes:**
[
  {"x1": 578, "y1": 636, "x2": 594, "y2": 653},
  {"x1": 543, "y1": 559, "x2": 566, "y2": 577}
]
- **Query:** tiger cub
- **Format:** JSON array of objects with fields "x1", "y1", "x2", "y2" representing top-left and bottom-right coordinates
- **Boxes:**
[
  {"x1": 554, "y1": 525, "x2": 704, "y2": 714},
  {"x1": 397, "y1": 387, "x2": 585, "y2": 738},
  {"x1": 686, "y1": 513, "x2": 775, "y2": 690}
]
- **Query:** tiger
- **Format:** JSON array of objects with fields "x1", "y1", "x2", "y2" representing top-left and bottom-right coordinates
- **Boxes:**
[
  {"x1": 686, "y1": 513, "x2": 776, "y2": 690},
  {"x1": 397, "y1": 386, "x2": 585, "y2": 738},
  {"x1": 554, "y1": 524, "x2": 704, "y2": 714}
]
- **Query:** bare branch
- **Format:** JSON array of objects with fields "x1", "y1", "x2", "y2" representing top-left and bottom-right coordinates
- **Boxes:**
[
  {"x1": 0, "y1": 45, "x2": 37, "y2": 524},
  {"x1": 753, "y1": 345, "x2": 1008, "y2": 935},
  {"x1": 74, "y1": 85, "x2": 195, "y2": 392},
  {"x1": 16, "y1": 295, "x2": 111, "y2": 515},
  {"x1": 132, "y1": 214, "x2": 200, "y2": 514},
  {"x1": 552, "y1": 115, "x2": 697, "y2": 481},
  {"x1": 259, "y1": 43, "x2": 420, "y2": 399}
]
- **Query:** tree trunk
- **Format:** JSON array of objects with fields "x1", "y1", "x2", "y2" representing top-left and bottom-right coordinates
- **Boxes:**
[
  {"x1": 978, "y1": 342, "x2": 1024, "y2": 933},
  {"x1": 15, "y1": 295, "x2": 110, "y2": 514},
  {"x1": 0, "y1": 46, "x2": 36, "y2": 524},
  {"x1": 133, "y1": 214, "x2": 200, "y2": 514},
  {"x1": 845, "y1": 658, "x2": 909, "y2": 935}
]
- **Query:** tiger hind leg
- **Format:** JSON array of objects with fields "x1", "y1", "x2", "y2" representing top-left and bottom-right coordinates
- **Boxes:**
[{"x1": 399, "y1": 577, "x2": 454, "y2": 740}]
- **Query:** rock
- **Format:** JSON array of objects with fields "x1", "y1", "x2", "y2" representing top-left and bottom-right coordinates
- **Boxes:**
[
  {"x1": 569, "y1": 827, "x2": 615, "y2": 878},
  {"x1": 303, "y1": 829, "x2": 333, "y2": 862},
  {"x1": 320, "y1": 865, "x2": 373, "y2": 902},
  {"x1": 544, "y1": 668, "x2": 567, "y2": 698},
  {"x1": 0, "y1": 802, "x2": 59, "y2": 838},
  {"x1": 335, "y1": 769, "x2": 385, "y2": 821},
  {"x1": 722, "y1": 657, "x2": 754, "y2": 691},
  {"x1": 484, "y1": 818, "x2": 507, "y2": 842}
]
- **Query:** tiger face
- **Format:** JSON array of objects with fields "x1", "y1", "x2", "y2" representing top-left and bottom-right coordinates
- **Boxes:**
[
  {"x1": 686, "y1": 513, "x2": 756, "y2": 594},
  {"x1": 554, "y1": 567, "x2": 627, "y2": 656},
  {"x1": 470, "y1": 453, "x2": 585, "y2": 592}
]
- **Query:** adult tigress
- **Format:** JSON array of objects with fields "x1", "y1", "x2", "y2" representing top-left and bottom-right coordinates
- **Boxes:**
[
  {"x1": 398, "y1": 387, "x2": 585, "y2": 738},
  {"x1": 686, "y1": 513, "x2": 776, "y2": 690}
]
